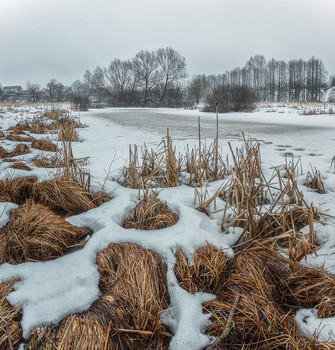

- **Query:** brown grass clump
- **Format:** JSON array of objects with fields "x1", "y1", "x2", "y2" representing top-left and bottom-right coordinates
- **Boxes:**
[
  {"x1": 124, "y1": 196, "x2": 178, "y2": 230},
  {"x1": 304, "y1": 167, "x2": 325, "y2": 194},
  {"x1": 278, "y1": 261, "x2": 335, "y2": 319},
  {"x1": 0, "y1": 176, "x2": 38, "y2": 204},
  {"x1": 32, "y1": 177, "x2": 110, "y2": 216},
  {"x1": 0, "y1": 130, "x2": 5, "y2": 138},
  {"x1": 0, "y1": 146, "x2": 8, "y2": 158},
  {"x1": 175, "y1": 245, "x2": 335, "y2": 349},
  {"x1": 42, "y1": 109, "x2": 66, "y2": 120},
  {"x1": 31, "y1": 139, "x2": 57, "y2": 152},
  {"x1": 26, "y1": 243, "x2": 171, "y2": 350},
  {"x1": 204, "y1": 253, "x2": 308, "y2": 349},
  {"x1": 31, "y1": 153, "x2": 64, "y2": 168},
  {"x1": 174, "y1": 244, "x2": 229, "y2": 295},
  {"x1": 0, "y1": 278, "x2": 23, "y2": 350},
  {"x1": 9, "y1": 143, "x2": 30, "y2": 157},
  {"x1": 9, "y1": 162, "x2": 32, "y2": 171},
  {"x1": 0, "y1": 201, "x2": 92, "y2": 264},
  {"x1": 121, "y1": 130, "x2": 182, "y2": 188},
  {"x1": 6, "y1": 134, "x2": 35, "y2": 142}
]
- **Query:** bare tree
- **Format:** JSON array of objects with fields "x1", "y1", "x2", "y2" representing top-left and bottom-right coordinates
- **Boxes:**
[
  {"x1": 105, "y1": 59, "x2": 137, "y2": 105},
  {"x1": 131, "y1": 50, "x2": 161, "y2": 106},
  {"x1": 26, "y1": 81, "x2": 41, "y2": 102},
  {"x1": 188, "y1": 74, "x2": 207, "y2": 105},
  {"x1": 156, "y1": 47, "x2": 187, "y2": 105}
]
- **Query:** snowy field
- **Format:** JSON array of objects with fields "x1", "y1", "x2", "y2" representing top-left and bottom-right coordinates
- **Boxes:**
[{"x1": 1, "y1": 103, "x2": 335, "y2": 348}]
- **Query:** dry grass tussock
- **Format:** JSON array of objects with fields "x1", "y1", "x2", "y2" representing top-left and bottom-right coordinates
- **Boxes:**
[
  {"x1": 122, "y1": 122, "x2": 228, "y2": 189},
  {"x1": 304, "y1": 166, "x2": 325, "y2": 194},
  {"x1": 195, "y1": 135, "x2": 325, "y2": 255},
  {"x1": 6, "y1": 133, "x2": 35, "y2": 142},
  {"x1": 0, "y1": 175, "x2": 111, "y2": 215},
  {"x1": 32, "y1": 177, "x2": 110, "y2": 216},
  {"x1": 124, "y1": 195, "x2": 179, "y2": 230},
  {"x1": 9, "y1": 162, "x2": 32, "y2": 171},
  {"x1": 27, "y1": 243, "x2": 171, "y2": 350},
  {"x1": 174, "y1": 244, "x2": 229, "y2": 295},
  {"x1": 0, "y1": 144, "x2": 30, "y2": 159},
  {"x1": 31, "y1": 153, "x2": 64, "y2": 168},
  {"x1": 175, "y1": 244, "x2": 335, "y2": 349},
  {"x1": 0, "y1": 278, "x2": 23, "y2": 350},
  {"x1": 0, "y1": 176, "x2": 38, "y2": 204},
  {"x1": 184, "y1": 116, "x2": 228, "y2": 186},
  {"x1": 121, "y1": 129, "x2": 182, "y2": 188},
  {"x1": 31, "y1": 139, "x2": 57, "y2": 152},
  {"x1": 0, "y1": 200, "x2": 93, "y2": 264}
]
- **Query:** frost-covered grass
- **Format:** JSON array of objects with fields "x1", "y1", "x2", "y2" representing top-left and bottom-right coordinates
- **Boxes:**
[{"x1": 1, "y1": 102, "x2": 335, "y2": 348}]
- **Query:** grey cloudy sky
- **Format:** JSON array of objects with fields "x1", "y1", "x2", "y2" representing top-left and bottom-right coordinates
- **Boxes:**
[{"x1": 1, "y1": 0, "x2": 334, "y2": 87}]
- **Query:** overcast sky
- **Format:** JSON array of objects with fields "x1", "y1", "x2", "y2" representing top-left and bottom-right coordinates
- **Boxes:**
[{"x1": 1, "y1": 0, "x2": 334, "y2": 87}]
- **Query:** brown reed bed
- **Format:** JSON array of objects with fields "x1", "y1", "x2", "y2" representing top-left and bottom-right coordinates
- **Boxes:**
[
  {"x1": 174, "y1": 244, "x2": 230, "y2": 295},
  {"x1": 124, "y1": 196, "x2": 179, "y2": 230},
  {"x1": 6, "y1": 134, "x2": 35, "y2": 142},
  {"x1": 26, "y1": 243, "x2": 171, "y2": 350},
  {"x1": 8, "y1": 143, "x2": 30, "y2": 158},
  {"x1": 9, "y1": 162, "x2": 32, "y2": 171},
  {"x1": 32, "y1": 177, "x2": 110, "y2": 216},
  {"x1": 0, "y1": 278, "x2": 23, "y2": 350},
  {"x1": 304, "y1": 167, "x2": 325, "y2": 194},
  {"x1": 31, "y1": 139, "x2": 58, "y2": 152},
  {"x1": 0, "y1": 200, "x2": 93, "y2": 264},
  {"x1": 0, "y1": 176, "x2": 38, "y2": 204},
  {"x1": 0, "y1": 130, "x2": 5, "y2": 138},
  {"x1": 175, "y1": 244, "x2": 335, "y2": 349},
  {"x1": 31, "y1": 153, "x2": 64, "y2": 168},
  {"x1": 121, "y1": 129, "x2": 182, "y2": 188},
  {"x1": 0, "y1": 145, "x2": 8, "y2": 158}
]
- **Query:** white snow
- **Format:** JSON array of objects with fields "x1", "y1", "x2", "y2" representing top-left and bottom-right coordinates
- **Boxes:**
[{"x1": 1, "y1": 102, "x2": 335, "y2": 347}]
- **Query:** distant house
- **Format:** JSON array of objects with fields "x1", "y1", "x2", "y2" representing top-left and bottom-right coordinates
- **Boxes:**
[{"x1": 3, "y1": 85, "x2": 23, "y2": 102}]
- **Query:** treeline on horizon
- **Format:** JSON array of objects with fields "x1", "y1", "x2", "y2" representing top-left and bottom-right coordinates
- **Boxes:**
[{"x1": 1, "y1": 47, "x2": 334, "y2": 112}]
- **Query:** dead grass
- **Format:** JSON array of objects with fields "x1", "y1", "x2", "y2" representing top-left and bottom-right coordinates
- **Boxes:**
[
  {"x1": 31, "y1": 153, "x2": 64, "y2": 168},
  {"x1": 304, "y1": 167, "x2": 325, "y2": 194},
  {"x1": 0, "y1": 176, "x2": 38, "y2": 204},
  {"x1": 124, "y1": 196, "x2": 178, "y2": 230},
  {"x1": 9, "y1": 162, "x2": 32, "y2": 171},
  {"x1": 31, "y1": 139, "x2": 58, "y2": 152},
  {"x1": 0, "y1": 200, "x2": 92, "y2": 264},
  {"x1": 26, "y1": 243, "x2": 171, "y2": 349},
  {"x1": 6, "y1": 134, "x2": 35, "y2": 142},
  {"x1": 121, "y1": 129, "x2": 182, "y2": 188},
  {"x1": 9, "y1": 143, "x2": 30, "y2": 157},
  {"x1": 32, "y1": 177, "x2": 111, "y2": 216},
  {"x1": 0, "y1": 278, "x2": 23, "y2": 350},
  {"x1": 174, "y1": 244, "x2": 229, "y2": 295},
  {"x1": 176, "y1": 245, "x2": 335, "y2": 349},
  {"x1": 0, "y1": 146, "x2": 8, "y2": 158}
]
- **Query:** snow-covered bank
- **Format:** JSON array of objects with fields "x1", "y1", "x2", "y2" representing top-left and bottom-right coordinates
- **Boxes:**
[{"x1": 1, "y1": 103, "x2": 335, "y2": 348}]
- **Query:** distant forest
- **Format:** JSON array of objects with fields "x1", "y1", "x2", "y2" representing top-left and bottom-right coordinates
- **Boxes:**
[{"x1": 1, "y1": 48, "x2": 334, "y2": 112}]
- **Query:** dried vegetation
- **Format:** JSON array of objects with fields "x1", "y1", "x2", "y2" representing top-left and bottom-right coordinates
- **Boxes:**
[
  {"x1": 26, "y1": 243, "x2": 171, "y2": 349},
  {"x1": 124, "y1": 195, "x2": 179, "y2": 230},
  {"x1": 175, "y1": 245, "x2": 335, "y2": 349},
  {"x1": 0, "y1": 278, "x2": 23, "y2": 350},
  {"x1": 0, "y1": 200, "x2": 92, "y2": 264}
]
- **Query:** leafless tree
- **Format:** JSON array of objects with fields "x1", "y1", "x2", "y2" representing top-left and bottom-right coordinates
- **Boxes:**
[
  {"x1": 105, "y1": 59, "x2": 137, "y2": 104},
  {"x1": 131, "y1": 50, "x2": 161, "y2": 106},
  {"x1": 156, "y1": 47, "x2": 187, "y2": 105},
  {"x1": 26, "y1": 81, "x2": 41, "y2": 102}
]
